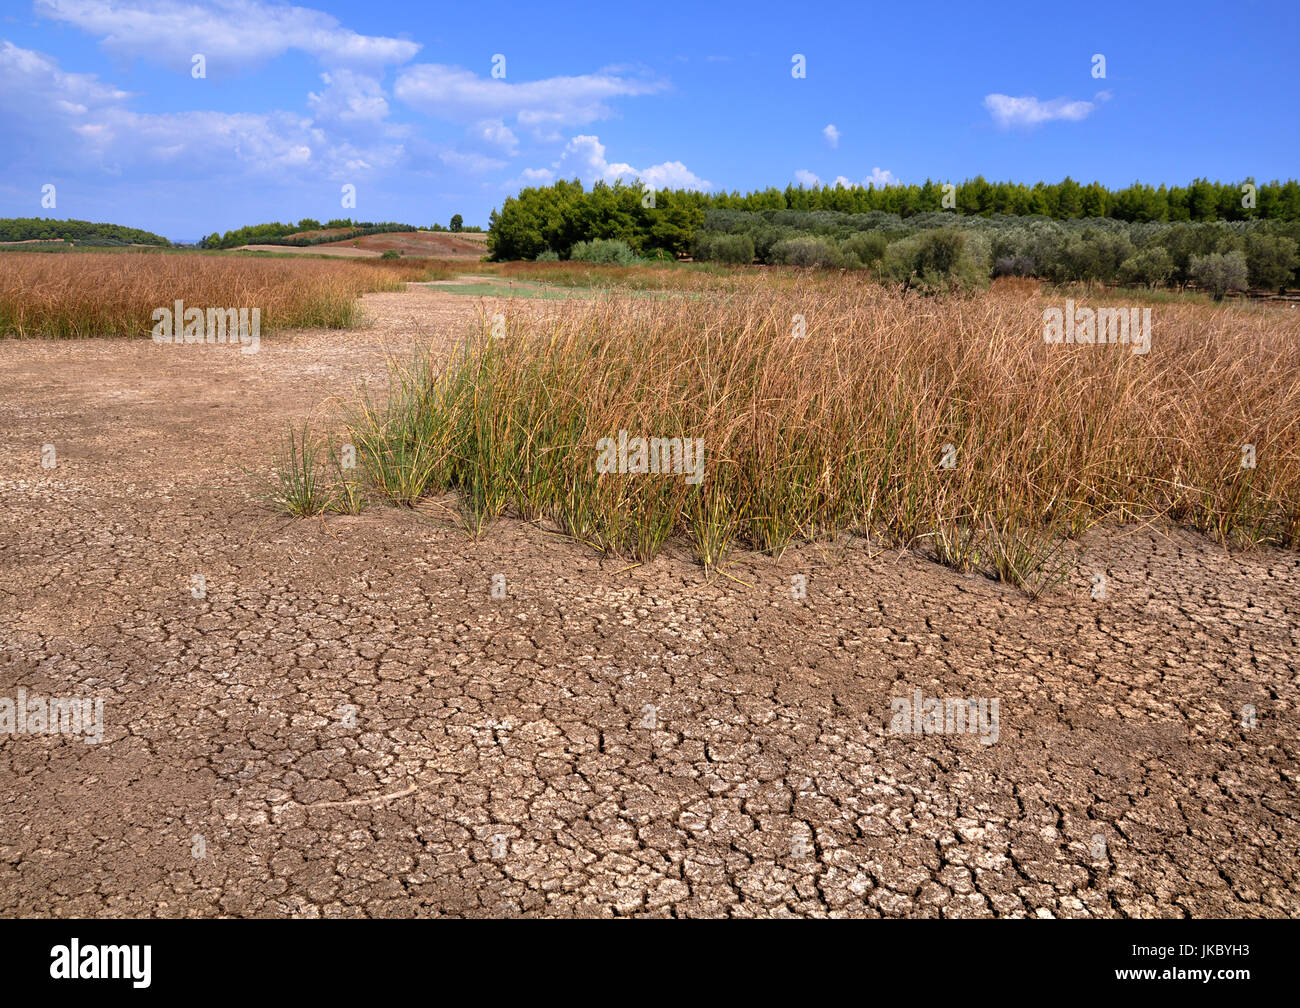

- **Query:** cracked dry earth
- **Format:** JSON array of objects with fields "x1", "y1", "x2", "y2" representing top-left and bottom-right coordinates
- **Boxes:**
[{"x1": 1, "y1": 285, "x2": 1298, "y2": 919}]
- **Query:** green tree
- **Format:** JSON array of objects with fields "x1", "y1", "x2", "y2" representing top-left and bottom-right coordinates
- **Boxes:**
[
  {"x1": 1118, "y1": 247, "x2": 1175, "y2": 288},
  {"x1": 1244, "y1": 232, "x2": 1299, "y2": 292},
  {"x1": 1189, "y1": 251, "x2": 1248, "y2": 300}
]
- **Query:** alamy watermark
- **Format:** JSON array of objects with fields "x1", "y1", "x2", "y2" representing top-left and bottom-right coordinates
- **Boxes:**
[
  {"x1": 1, "y1": 688, "x2": 104, "y2": 744},
  {"x1": 1043, "y1": 300, "x2": 1150, "y2": 355},
  {"x1": 152, "y1": 301, "x2": 260, "y2": 353},
  {"x1": 50, "y1": 940, "x2": 150, "y2": 988},
  {"x1": 596, "y1": 430, "x2": 704, "y2": 484},
  {"x1": 890, "y1": 689, "x2": 999, "y2": 745}
]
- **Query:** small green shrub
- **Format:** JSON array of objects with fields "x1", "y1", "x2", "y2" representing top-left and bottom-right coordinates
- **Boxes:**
[
  {"x1": 1189, "y1": 250, "x2": 1248, "y2": 300},
  {"x1": 694, "y1": 233, "x2": 754, "y2": 265},
  {"x1": 840, "y1": 233, "x2": 888, "y2": 269},
  {"x1": 1244, "y1": 232, "x2": 1299, "y2": 293},
  {"x1": 569, "y1": 239, "x2": 639, "y2": 266},
  {"x1": 769, "y1": 235, "x2": 843, "y2": 268},
  {"x1": 880, "y1": 229, "x2": 990, "y2": 294},
  {"x1": 1118, "y1": 246, "x2": 1175, "y2": 288}
]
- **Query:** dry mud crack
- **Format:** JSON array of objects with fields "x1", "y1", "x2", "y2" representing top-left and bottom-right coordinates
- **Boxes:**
[{"x1": 1, "y1": 287, "x2": 1297, "y2": 918}]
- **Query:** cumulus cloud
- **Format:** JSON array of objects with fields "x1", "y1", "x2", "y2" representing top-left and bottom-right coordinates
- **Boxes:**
[
  {"x1": 855, "y1": 167, "x2": 897, "y2": 187},
  {"x1": 502, "y1": 166, "x2": 556, "y2": 189},
  {"x1": 552, "y1": 135, "x2": 711, "y2": 190},
  {"x1": 395, "y1": 63, "x2": 664, "y2": 131},
  {"x1": 0, "y1": 39, "x2": 129, "y2": 123},
  {"x1": 471, "y1": 119, "x2": 519, "y2": 155},
  {"x1": 35, "y1": 0, "x2": 420, "y2": 70},
  {"x1": 822, "y1": 123, "x2": 839, "y2": 148},
  {"x1": 982, "y1": 92, "x2": 1103, "y2": 129},
  {"x1": 795, "y1": 167, "x2": 897, "y2": 188},
  {"x1": 0, "y1": 40, "x2": 402, "y2": 179},
  {"x1": 307, "y1": 69, "x2": 390, "y2": 124}
]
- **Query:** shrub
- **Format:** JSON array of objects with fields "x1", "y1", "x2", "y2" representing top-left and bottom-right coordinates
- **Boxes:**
[
  {"x1": 1052, "y1": 231, "x2": 1135, "y2": 284},
  {"x1": 1118, "y1": 246, "x2": 1175, "y2": 288},
  {"x1": 569, "y1": 238, "x2": 639, "y2": 266},
  {"x1": 880, "y1": 229, "x2": 990, "y2": 294},
  {"x1": 1244, "y1": 232, "x2": 1299, "y2": 293},
  {"x1": 381, "y1": 249, "x2": 401, "y2": 260},
  {"x1": 841, "y1": 232, "x2": 889, "y2": 269},
  {"x1": 694, "y1": 233, "x2": 754, "y2": 265},
  {"x1": 993, "y1": 255, "x2": 1036, "y2": 278},
  {"x1": 769, "y1": 235, "x2": 843, "y2": 268},
  {"x1": 535, "y1": 249, "x2": 560, "y2": 262},
  {"x1": 1189, "y1": 251, "x2": 1249, "y2": 300}
]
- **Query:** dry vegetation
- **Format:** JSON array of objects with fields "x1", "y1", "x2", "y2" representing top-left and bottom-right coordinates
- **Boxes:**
[
  {"x1": 0, "y1": 250, "x2": 451, "y2": 338},
  {"x1": 8, "y1": 248, "x2": 1295, "y2": 589},
  {"x1": 323, "y1": 272, "x2": 1299, "y2": 590}
]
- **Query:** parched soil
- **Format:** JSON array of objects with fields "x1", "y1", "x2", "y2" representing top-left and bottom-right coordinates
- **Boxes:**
[{"x1": 0, "y1": 286, "x2": 1297, "y2": 918}]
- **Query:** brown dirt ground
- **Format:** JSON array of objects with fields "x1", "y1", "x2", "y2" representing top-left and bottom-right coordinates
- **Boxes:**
[{"x1": 0, "y1": 286, "x2": 1297, "y2": 918}]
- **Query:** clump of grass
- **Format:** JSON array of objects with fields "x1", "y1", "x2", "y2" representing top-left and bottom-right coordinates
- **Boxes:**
[
  {"x1": 262, "y1": 423, "x2": 334, "y2": 517},
  {"x1": 330, "y1": 438, "x2": 367, "y2": 515},
  {"x1": 984, "y1": 515, "x2": 1081, "y2": 598},
  {"x1": 309, "y1": 273, "x2": 1300, "y2": 590},
  {"x1": 345, "y1": 353, "x2": 452, "y2": 509}
]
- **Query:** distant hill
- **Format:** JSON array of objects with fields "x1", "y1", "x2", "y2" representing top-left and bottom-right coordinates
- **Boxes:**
[
  {"x1": 0, "y1": 217, "x2": 171, "y2": 246},
  {"x1": 202, "y1": 218, "x2": 484, "y2": 250},
  {"x1": 238, "y1": 230, "x2": 488, "y2": 260}
]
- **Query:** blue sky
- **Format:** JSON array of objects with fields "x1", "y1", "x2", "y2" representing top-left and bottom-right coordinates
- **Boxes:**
[{"x1": 2, "y1": 0, "x2": 1296, "y2": 242}]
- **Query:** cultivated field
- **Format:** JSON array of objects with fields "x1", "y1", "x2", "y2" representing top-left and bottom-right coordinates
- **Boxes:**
[
  {"x1": 238, "y1": 230, "x2": 489, "y2": 259},
  {"x1": 1, "y1": 255, "x2": 1297, "y2": 917}
]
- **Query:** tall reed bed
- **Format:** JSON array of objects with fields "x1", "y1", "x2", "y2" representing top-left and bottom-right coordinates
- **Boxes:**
[
  {"x1": 340, "y1": 276, "x2": 1299, "y2": 586},
  {"x1": 0, "y1": 251, "x2": 437, "y2": 338}
]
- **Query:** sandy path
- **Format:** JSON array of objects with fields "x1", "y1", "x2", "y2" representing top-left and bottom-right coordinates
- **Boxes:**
[{"x1": 0, "y1": 285, "x2": 1297, "y2": 918}]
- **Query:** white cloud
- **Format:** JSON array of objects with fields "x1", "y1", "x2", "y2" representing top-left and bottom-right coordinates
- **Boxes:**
[
  {"x1": 439, "y1": 149, "x2": 508, "y2": 175},
  {"x1": 823, "y1": 123, "x2": 840, "y2": 148},
  {"x1": 395, "y1": 63, "x2": 664, "y2": 130},
  {"x1": 0, "y1": 39, "x2": 129, "y2": 121},
  {"x1": 36, "y1": 0, "x2": 421, "y2": 70},
  {"x1": 0, "y1": 40, "x2": 402, "y2": 179},
  {"x1": 795, "y1": 167, "x2": 897, "y2": 189},
  {"x1": 503, "y1": 166, "x2": 555, "y2": 189},
  {"x1": 983, "y1": 93, "x2": 1100, "y2": 129},
  {"x1": 307, "y1": 70, "x2": 390, "y2": 124},
  {"x1": 471, "y1": 119, "x2": 519, "y2": 155},
  {"x1": 552, "y1": 135, "x2": 710, "y2": 191}
]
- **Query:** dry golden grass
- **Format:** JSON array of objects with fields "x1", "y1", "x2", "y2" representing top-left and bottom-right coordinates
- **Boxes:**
[
  {"x1": 0, "y1": 250, "x2": 444, "y2": 338},
  {"x1": 337, "y1": 272, "x2": 1300, "y2": 587}
]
